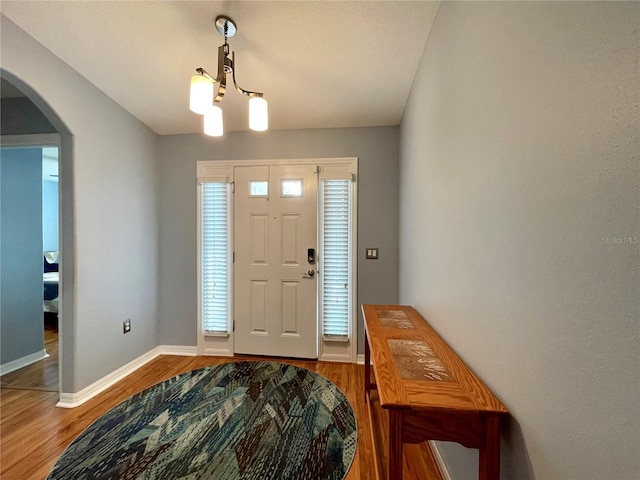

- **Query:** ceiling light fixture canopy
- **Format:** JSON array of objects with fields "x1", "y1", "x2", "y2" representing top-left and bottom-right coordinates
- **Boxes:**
[{"x1": 189, "y1": 15, "x2": 268, "y2": 136}]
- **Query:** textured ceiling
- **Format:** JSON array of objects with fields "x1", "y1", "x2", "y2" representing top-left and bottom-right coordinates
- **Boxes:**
[{"x1": 0, "y1": 1, "x2": 439, "y2": 135}]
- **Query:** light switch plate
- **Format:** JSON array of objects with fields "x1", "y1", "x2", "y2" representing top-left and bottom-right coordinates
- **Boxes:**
[{"x1": 366, "y1": 248, "x2": 379, "y2": 259}]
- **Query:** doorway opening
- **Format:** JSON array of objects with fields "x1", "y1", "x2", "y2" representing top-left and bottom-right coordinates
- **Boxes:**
[
  {"x1": 0, "y1": 69, "x2": 74, "y2": 400},
  {"x1": 0, "y1": 142, "x2": 60, "y2": 393}
]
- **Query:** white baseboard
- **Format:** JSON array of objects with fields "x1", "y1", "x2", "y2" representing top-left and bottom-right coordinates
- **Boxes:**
[
  {"x1": 55, "y1": 344, "x2": 368, "y2": 409},
  {"x1": 199, "y1": 347, "x2": 233, "y2": 356},
  {"x1": 158, "y1": 345, "x2": 198, "y2": 356},
  {"x1": 0, "y1": 349, "x2": 48, "y2": 376},
  {"x1": 355, "y1": 354, "x2": 373, "y2": 365},
  {"x1": 319, "y1": 353, "x2": 353, "y2": 363},
  {"x1": 57, "y1": 345, "x2": 197, "y2": 408},
  {"x1": 429, "y1": 441, "x2": 453, "y2": 480}
]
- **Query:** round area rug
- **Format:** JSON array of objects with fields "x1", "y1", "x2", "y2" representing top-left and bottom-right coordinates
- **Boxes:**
[{"x1": 47, "y1": 361, "x2": 357, "y2": 480}]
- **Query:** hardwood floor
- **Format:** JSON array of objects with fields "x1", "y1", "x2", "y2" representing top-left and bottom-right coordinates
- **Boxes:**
[
  {"x1": 0, "y1": 321, "x2": 59, "y2": 392},
  {"x1": 0, "y1": 355, "x2": 443, "y2": 480}
]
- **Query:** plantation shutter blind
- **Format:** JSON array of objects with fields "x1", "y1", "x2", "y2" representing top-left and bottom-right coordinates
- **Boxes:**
[
  {"x1": 201, "y1": 182, "x2": 231, "y2": 335},
  {"x1": 321, "y1": 178, "x2": 352, "y2": 339}
]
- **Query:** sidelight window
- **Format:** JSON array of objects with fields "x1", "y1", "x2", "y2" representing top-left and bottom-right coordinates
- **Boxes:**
[
  {"x1": 201, "y1": 182, "x2": 232, "y2": 335},
  {"x1": 319, "y1": 178, "x2": 352, "y2": 339}
]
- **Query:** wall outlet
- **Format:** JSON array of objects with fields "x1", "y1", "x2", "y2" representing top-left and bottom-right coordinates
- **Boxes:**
[{"x1": 123, "y1": 319, "x2": 131, "y2": 334}]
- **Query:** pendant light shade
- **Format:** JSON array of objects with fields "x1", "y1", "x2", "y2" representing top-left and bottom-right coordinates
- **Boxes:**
[
  {"x1": 249, "y1": 97, "x2": 269, "y2": 132},
  {"x1": 190, "y1": 75, "x2": 214, "y2": 114},
  {"x1": 204, "y1": 104, "x2": 223, "y2": 136}
]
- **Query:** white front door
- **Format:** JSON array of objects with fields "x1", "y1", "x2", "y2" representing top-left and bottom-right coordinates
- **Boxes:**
[{"x1": 234, "y1": 164, "x2": 318, "y2": 358}]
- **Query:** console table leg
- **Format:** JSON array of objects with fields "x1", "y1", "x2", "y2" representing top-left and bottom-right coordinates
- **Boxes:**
[
  {"x1": 388, "y1": 410, "x2": 403, "y2": 480},
  {"x1": 479, "y1": 415, "x2": 500, "y2": 480},
  {"x1": 364, "y1": 331, "x2": 371, "y2": 402}
]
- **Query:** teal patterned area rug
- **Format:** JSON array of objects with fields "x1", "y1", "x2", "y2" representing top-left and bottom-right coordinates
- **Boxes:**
[{"x1": 47, "y1": 361, "x2": 357, "y2": 480}]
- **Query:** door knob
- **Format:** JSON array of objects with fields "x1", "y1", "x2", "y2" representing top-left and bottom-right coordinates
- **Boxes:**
[{"x1": 302, "y1": 269, "x2": 315, "y2": 278}]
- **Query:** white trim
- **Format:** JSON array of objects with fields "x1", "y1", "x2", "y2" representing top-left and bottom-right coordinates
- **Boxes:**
[
  {"x1": 197, "y1": 174, "x2": 230, "y2": 183},
  {"x1": 197, "y1": 177, "x2": 234, "y2": 356},
  {"x1": 159, "y1": 345, "x2": 198, "y2": 356},
  {"x1": 200, "y1": 346, "x2": 234, "y2": 356},
  {"x1": 356, "y1": 354, "x2": 366, "y2": 365},
  {"x1": 428, "y1": 441, "x2": 453, "y2": 480},
  {"x1": 197, "y1": 183, "x2": 205, "y2": 353},
  {"x1": 57, "y1": 347, "x2": 161, "y2": 408},
  {"x1": 56, "y1": 345, "x2": 197, "y2": 408},
  {"x1": 349, "y1": 163, "x2": 357, "y2": 363},
  {"x1": 196, "y1": 162, "x2": 232, "y2": 184},
  {"x1": 320, "y1": 353, "x2": 353, "y2": 363},
  {"x1": 318, "y1": 173, "x2": 355, "y2": 181},
  {"x1": 0, "y1": 349, "x2": 48, "y2": 376},
  {"x1": 197, "y1": 157, "x2": 356, "y2": 174},
  {"x1": 318, "y1": 159, "x2": 358, "y2": 364},
  {"x1": 322, "y1": 335, "x2": 350, "y2": 343},
  {"x1": 204, "y1": 332, "x2": 230, "y2": 338}
]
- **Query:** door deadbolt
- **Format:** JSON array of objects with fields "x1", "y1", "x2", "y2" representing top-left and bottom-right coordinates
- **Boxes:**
[{"x1": 307, "y1": 248, "x2": 316, "y2": 264}]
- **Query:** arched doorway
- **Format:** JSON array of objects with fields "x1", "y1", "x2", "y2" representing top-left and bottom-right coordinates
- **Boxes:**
[{"x1": 0, "y1": 69, "x2": 75, "y2": 399}]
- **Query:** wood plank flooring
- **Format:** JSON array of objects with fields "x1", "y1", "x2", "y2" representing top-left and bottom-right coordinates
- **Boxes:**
[
  {"x1": 1, "y1": 355, "x2": 443, "y2": 480},
  {"x1": 0, "y1": 322, "x2": 58, "y2": 392}
]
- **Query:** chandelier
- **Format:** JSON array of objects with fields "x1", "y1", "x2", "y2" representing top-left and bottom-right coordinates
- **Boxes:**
[{"x1": 189, "y1": 15, "x2": 268, "y2": 136}]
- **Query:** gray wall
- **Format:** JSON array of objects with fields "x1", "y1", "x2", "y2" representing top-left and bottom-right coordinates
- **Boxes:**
[
  {"x1": 157, "y1": 127, "x2": 399, "y2": 352},
  {"x1": 1, "y1": 15, "x2": 160, "y2": 392},
  {"x1": 43, "y1": 179, "x2": 58, "y2": 252},
  {"x1": 0, "y1": 147, "x2": 44, "y2": 364},
  {"x1": 399, "y1": 2, "x2": 639, "y2": 480}
]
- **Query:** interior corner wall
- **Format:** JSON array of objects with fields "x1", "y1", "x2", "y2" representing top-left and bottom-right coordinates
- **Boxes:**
[
  {"x1": 0, "y1": 148, "x2": 44, "y2": 364},
  {"x1": 399, "y1": 2, "x2": 639, "y2": 480},
  {"x1": 156, "y1": 127, "x2": 399, "y2": 353},
  {"x1": 1, "y1": 15, "x2": 160, "y2": 392}
]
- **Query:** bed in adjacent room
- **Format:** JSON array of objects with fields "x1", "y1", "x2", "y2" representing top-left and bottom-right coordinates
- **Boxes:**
[{"x1": 43, "y1": 251, "x2": 59, "y2": 314}]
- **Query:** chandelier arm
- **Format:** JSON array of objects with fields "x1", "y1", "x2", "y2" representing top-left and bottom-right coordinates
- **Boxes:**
[
  {"x1": 195, "y1": 66, "x2": 225, "y2": 103},
  {"x1": 213, "y1": 44, "x2": 229, "y2": 102},
  {"x1": 231, "y1": 52, "x2": 264, "y2": 98},
  {"x1": 215, "y1": 75, "x2": 227, "y2": 103},
  {"x1": 196, "y1": 67, "x2": 217, "y2": 83}
]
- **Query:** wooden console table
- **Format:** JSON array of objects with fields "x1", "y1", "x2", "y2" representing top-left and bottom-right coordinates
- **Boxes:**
[{"x1": 363, "y1": 304, "x2": 509, "y2": 480}]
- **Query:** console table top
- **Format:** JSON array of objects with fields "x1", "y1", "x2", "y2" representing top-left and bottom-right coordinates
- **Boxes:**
[{"x1": 363, "y1": 304, "x2": 508, "y2": 414}]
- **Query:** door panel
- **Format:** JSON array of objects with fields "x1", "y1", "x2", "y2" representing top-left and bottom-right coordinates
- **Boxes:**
[
  {"x1": 281, "y1": 281, "x2": 300, "y2": 335},
  {"x1": 249, "y1": 280, "x2": 268, "y2": 333},
  {"x1": 234, "y1": 164, "x2": 318, "y2": 358},
  {"x1": 281, "y1": 214, "x2": 300, "y2": 265},
  {"x1": 250, "y1": 214, "x2": 269, "y2": 264}
]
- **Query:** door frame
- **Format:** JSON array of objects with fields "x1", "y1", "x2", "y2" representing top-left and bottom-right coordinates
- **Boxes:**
[{"x1": 197, "y1": 157, "x2": 358, "y2": 363}]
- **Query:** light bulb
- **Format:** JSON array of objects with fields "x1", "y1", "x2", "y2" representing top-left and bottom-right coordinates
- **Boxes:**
[
  {"x1": 249, "y1": 97, "x2": 268, "y2": 131},
  {"x1": 190, "y1": 75, "x2": 214, "y2": 114},
  {"x1": 204, "y1": 104, "x2": 223, "y2": 136}
]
